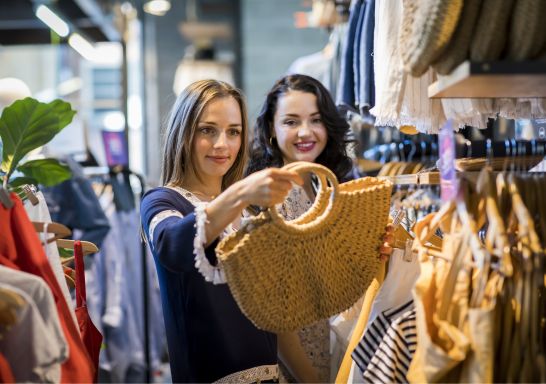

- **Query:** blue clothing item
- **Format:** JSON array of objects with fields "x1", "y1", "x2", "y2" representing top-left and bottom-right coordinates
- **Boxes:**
[
  {"x1": 336, "y1": 0, "x2": 364, "y2": 110},
  {"x1": 359, "y1": 0, "x2": 376, "y2": 111},
  {"x1": 353, "y1": 0, "x2": 367, "y2": 108},
  {"x1": 140, "y1": 187, "x2": 277, "y2": 383},
  {"x1": 42, "y1": 157, "x2": 110, "y2": 250}
]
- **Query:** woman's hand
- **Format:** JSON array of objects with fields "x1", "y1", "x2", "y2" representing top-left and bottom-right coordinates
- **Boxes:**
[
  {"x1": 379, "y1": 223, "x2": 395, "y2": 262},
  {"x1": 234, "y1": 168, "x2": 304, "y2": 209},
  {"x1": 202, "y1": 168, "x2": 303, "y2": 246}
]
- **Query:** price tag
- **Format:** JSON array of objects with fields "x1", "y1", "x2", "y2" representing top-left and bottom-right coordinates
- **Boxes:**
[{"x1": 438, "y1": 119, "x2": 458, "y2": 202}]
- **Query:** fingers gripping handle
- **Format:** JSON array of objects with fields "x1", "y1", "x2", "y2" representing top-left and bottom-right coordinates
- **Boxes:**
[{"x1": 268, "y1": 162, "x2": 339, "y2": 230}]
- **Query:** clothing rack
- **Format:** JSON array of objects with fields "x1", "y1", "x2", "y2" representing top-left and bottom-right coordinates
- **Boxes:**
[{"x1": 83, "y1": 166, "x2": 152, "y2": 384}]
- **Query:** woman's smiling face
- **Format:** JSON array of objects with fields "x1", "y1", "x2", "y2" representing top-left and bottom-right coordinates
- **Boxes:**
[{"x1": 272, "y1": 90, "x2": 327, "y2": 165}]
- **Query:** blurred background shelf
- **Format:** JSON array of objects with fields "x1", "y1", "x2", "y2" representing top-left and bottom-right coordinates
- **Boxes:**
[{"x1": 428, "y1": 60, "x2": 546, "y2": 98}]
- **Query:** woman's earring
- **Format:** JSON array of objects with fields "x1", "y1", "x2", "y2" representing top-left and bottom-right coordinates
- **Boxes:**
[{"x1": 269, "y1": 137, "x2": 274, "y2": 147}]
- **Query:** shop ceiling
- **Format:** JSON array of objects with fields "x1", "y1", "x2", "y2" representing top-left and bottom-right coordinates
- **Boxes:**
[{"x1": 0, "y1": 0, "x2": 119, "y2": 45}]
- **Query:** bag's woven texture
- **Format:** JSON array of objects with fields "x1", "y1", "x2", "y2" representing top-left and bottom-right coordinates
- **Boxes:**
[
  {"x1": 216, "y1": 162, "x2": 393, "y2": 332},
  {"x1": 470, "y1": 0, "x2": 515, "y2": 61},
  {"x1": 433, "y1": 0, "x2": 483, "y2": 75},
  {"x1": 506, "y1": 0, "x2": 546, "y2": 61},
  {"x1": 399, "y1": 0, "x2": 463, "y2": 77}
]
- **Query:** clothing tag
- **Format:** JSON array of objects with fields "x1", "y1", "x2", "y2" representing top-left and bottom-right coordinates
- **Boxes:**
[
  {"x1": 438, "y1": 119, "x2": 458, "y2": 202},
  {"x1": 403, "y1": 239, "x2": 413, "y2": 262}
]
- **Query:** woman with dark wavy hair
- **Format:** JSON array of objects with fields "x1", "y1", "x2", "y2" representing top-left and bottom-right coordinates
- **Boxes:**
[
  {"x1": 246, "y1": 74, "x2": 354, "y2": 181},
  {"x1": 246, "y1": 74, "x2": 357, "y2": 382}
]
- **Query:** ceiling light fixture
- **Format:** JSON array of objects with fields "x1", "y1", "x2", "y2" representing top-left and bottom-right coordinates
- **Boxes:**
[
  {"x1": 143, "y1": 0, "x2": 171, "y2": 16},
  {"x1": 35, "y1": 4, "x2": 70, "y2": 37},
  {"x1": 68, "y1": 33, "x2": 97, "y2": 61}
]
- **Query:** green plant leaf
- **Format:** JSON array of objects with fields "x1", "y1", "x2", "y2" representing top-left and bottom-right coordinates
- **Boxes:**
[
  {"x1": 0, "y1": 97, "x2": 76, "y2": 178},
  {"x1": 9, "y1": 176, "x2": 38, "y2": 188},
  {"x1": 58, "y1": 247, "x2": 74, "y2": 258},
  {"x1": 17, "y1": 158, "x2": 72, "y2": 187}
]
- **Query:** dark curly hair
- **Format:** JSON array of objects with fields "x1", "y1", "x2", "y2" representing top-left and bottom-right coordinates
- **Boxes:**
[{"x1": 246, "y1": 74, "x2": 354, "y2": 180}]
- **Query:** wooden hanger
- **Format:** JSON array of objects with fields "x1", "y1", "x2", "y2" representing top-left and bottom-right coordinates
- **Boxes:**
[
  {"x1": 56, "y1": 239, "x2": 99, "y2": 256},
  {"x1": 412, "y1": 202, "x2": 456, "y2": 261},
  {"x1": 32, "y1": 221, "x2": 72, "y2": 244},
  {"x1": 0, "y1": 286, "x2": 26, "y2": 328}
]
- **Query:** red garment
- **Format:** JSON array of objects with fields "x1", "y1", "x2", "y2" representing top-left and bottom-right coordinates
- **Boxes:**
[
  {"x1": 74, "y1": 240, "x2": 103, "y2": 382},
  {"x1": 0, "y1": 194, "x2": 94, "y2": 383},
  {"x1": 0, "y1": 352, "x2": 15, "y2": 383}
]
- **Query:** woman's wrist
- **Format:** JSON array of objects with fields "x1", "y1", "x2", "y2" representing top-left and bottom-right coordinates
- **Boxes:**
[{"x1": 225, "y1": 180, "x2": 248, "y2": 211}]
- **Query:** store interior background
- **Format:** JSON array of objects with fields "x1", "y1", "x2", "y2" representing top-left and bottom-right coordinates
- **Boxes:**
[{"x1": 0, "y1": 0, "x2": 332, "y2": 186}]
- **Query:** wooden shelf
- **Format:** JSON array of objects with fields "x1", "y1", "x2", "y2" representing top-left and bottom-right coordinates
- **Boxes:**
[
  {"x1": 384, "y1": 171, "x2": 489, "y2": 186},
  {"x1": 428, "y1": 60, "x2": 546, "y2": 98}
]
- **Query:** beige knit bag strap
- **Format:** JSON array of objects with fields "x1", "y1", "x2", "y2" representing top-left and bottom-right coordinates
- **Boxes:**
[
  {"x1": 269, "y1": 162, "x2": 339, "y2": 232},
  {"x1": 280, "y1": 161, "x2": 332, "y2": 225}
]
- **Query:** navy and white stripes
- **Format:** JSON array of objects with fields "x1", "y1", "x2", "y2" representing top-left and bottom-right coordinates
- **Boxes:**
[{"x1": 352, "y1": 300, "x2": 417, "y2": 383}]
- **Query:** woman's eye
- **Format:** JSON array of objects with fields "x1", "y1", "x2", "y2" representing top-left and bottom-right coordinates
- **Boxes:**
[
  {"x1": 312, "y1": 118, "x2": 323, "y2": 125},
  {"x1": 199, "y1": 127, "x2": 214, "y2": 135},
  {"x1": 284, "y1": 120, "x2": 297, "y2": 127},
  {"x1": 228, "y1": 129, "x2": 242, "y2": 136}
]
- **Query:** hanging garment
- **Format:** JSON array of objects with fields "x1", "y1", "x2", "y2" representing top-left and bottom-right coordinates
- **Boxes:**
[
  {"x1": 352, "y1": 300, "x2": 414, "y2": 375},
  {"x1": 0, "y1": 353, "x2": 15, "y2": 383},
  {"x1": 358, "y1": 0, "x2": 376, "y2": 111},
  {"x1": 287, "y1": 50, "x2": 333, "y2": 91},
  {"x1": 361, "y1": 308, "x2": 417, "y2": 383},
  {"x1": 324, "y1": 24, "x2": 348, "y2": 102},
  {"x1": 0, "y1": 267, "x2": 68, "y2": 362},
  {"x1": 42, "y1": 156, "x2": 110, "y2": 250},
  {"x1": 406, "y1": 221, "x2": 472, "y2": 383},
  {"x1": 74, "y1": 241, "x2": 103, "y2": 382},
  {"x1": 0, "y1": 194, "x2": 94, "y2": 383},
  {"x1": 0, "y1": 282, "x2": 65, "y2": 383},
  {"x1": 369, "y1": 0, "x2": 406, "y2": 126},
  {"x1": 352, "y1": 0, "x2": 367, "y2": 108},
  {"x1": 337, "y1": 0, "x2": 365, "y2": 110},
  {"x1": 440, "y1": 97, "x2": 493, "y2": 130},
  {"x1": 24, "y1": 190, "x2": 78, "y2": 328},
  {"x1": 335, "y1": 264, "x2": 385, "y2": 384},
  {"x1": 93, "y1": 187, "x2": 165, "y2": 382},
  {"x1": 365, "y1": 247, "x2": 420, "y2": 327},
  {"x1": 398, "y1": 68, "x2": 446, "y2": 134}
]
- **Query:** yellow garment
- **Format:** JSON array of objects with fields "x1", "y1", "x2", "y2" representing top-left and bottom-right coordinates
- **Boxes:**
[{"x1": 335, "y1": 263, "x2": 385, "y2": 384}]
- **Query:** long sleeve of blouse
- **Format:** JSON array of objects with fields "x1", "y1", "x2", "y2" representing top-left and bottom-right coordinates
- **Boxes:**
[{"x1": 140, "y1": 187, "x2": 219, "y2": 274}]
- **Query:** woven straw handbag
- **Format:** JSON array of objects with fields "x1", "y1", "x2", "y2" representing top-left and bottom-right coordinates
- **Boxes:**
[
  {"x1": 216, "y1": 162, "x2": 393, "y2": 332},
  {"x1": 399, "y1": 0, "x2": 463, "y2": 77},
  {"x1": 470, "y1": 0, "x2": 515, "y2": 61},
  {"x1": 506, "y1": 0, "x2": 546, "y2": 61},
  {"x1": 433, "y1": 0, "x2": 483, "y2": 75}
]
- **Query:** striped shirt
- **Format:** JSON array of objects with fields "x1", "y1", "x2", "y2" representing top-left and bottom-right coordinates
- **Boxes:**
[
  {"x1": 362, "y1": 309, "x2": 417, "y2": 383},
  {"x1": 352, "y1": 300, "x2": 416, "y2": 382}
]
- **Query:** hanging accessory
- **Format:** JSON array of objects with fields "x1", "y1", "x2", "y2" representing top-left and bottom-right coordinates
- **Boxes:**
[{"x1": 216, "y1": 161, "x2": 393, "y2": 332}]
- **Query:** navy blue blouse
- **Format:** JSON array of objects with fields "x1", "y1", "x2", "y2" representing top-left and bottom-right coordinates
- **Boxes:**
[{"x1": 140, "y1": 187, "x2": 277, "y2": 383}]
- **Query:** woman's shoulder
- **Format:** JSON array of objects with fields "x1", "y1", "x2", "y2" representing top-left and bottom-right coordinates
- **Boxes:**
[{"x1": 141, "y1": 186, "x2": 194, "y2": 215}]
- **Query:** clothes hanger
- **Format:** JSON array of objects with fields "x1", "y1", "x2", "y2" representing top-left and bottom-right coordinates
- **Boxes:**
[
  {"x1": 32, "y1": 221, "x2": 72, "y2": 244},
  {"x1": 0, "y1": 185, "x2": 13, "y2": 209},
  {"x1": 0, "y1": 286, "x2": 26, "y2": 328},
  {"x1": 56, "y1": 239, "x2": 99, "y2": 256},
  {"x1": 411, "y1": 202, "x2": 456, "y2": 261}
]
